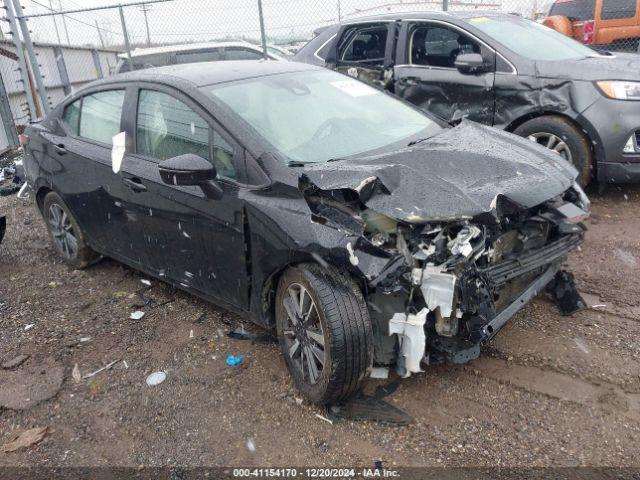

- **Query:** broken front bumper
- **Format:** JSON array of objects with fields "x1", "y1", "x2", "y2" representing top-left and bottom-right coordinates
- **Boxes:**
[{"x1": 387, "y1": 232, "x2": 583, "y2": 374}]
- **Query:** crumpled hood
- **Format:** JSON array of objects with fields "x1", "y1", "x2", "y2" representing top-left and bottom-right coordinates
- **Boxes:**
[
  {"x1": 536, "y1": 53, "x2": 640, "y2": 82},
  {"x1": 300, "y1": 121, "x2": 578, "y2": 222}
]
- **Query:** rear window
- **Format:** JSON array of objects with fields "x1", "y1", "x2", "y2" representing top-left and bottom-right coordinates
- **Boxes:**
[
  {"x1": 79, "y1": 90, "x2": 125, "y2": 144},
  {"x1": 549, "y1": 0, "x2": 596, "y2": 20}
]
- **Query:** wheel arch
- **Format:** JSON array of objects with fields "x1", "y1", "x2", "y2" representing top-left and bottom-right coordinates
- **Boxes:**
[
  {"x1": 257, "y1": 255, "x2": 367, "y2": 328},
  {"x1": 504, "y1": 110, "x2": 604, "y2": 174}
]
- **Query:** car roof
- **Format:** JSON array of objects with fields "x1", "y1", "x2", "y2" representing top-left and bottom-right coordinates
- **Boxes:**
[
  {"x1": 340, "y1": 10, "x2": 517, "y2": 23},
  {"x1": 106, "y1": 60, "x2": 322, "y2": 87},
  {"x1": 117, "y1": 40, "x2": 264, "y2": 59}
]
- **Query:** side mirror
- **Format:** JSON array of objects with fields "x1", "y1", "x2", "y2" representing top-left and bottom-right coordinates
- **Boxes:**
[
  {"x1": 158, "y1": 153, "x2": 223, "y2": 200},
  {"x1": 454, "y1": 53, "x2": 490, "y2": 74}
]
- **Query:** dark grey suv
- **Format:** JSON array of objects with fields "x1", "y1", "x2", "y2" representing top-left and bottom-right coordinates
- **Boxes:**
[{"x1": 294, "y1": 12, "x2": 640, "y2": 185}]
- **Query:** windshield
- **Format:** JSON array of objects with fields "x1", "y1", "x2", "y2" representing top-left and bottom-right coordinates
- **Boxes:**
[
  {"x1": 470, "y1": 16, "x2": 597, "y2": 61},
  {"x1": 204, "y1": 70, "x2": 440, "y2": 164}
]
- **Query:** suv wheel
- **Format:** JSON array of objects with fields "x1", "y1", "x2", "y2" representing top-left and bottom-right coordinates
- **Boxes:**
[
  {"x1": 275, "y1": 264, "x2": 373, "y2": 404},
  {"x1": 42, "y1": 191, "x2": 98, "y2": 269},
  {"x1": 513, "y1": 115, "x2": 593, "y2": 186}
]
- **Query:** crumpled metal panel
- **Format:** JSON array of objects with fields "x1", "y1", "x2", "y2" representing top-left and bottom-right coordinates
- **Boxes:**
[{"x1": 300, "y1": 121, "x2": 578, "y2": 222}]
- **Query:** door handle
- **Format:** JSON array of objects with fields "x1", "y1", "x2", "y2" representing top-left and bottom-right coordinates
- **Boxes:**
[
  {"x1": 123, "y1": 177, "x2": 147, "y2": 193},
  {"x1": 53, "y1": 144, "x2": 67, "y2": 155}
]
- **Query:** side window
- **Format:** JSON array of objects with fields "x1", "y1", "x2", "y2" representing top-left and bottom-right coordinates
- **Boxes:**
[
  {"x1": 176, "y1": 49, "x2": 223, "y2": 64},
  {"x1": 224, "y1": 48, "x2": 263, "y2": 60},
  {"x1": 79, "y1": 90, "x2": 125, "y2": 144},
  {"x1": 62, "y1": 99, "x2": 81, "y2": 136},
  {"x1": 338, "y1": 25, "x2": 388, "y2": 64},
  {"x1": 136, "y1": 89, "x2": 237, "y2": 179},
  {"x1": 410, "y1": 25, "x2": 480, "y2": 68},
  {"x1": 601, "y1": 0, "x2": 636, "y2": 20}
]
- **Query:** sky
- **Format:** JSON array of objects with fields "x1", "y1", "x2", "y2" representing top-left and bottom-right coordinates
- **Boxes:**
[{"x1": 3, "y1": 0, "x2": 555, "y2": 49}]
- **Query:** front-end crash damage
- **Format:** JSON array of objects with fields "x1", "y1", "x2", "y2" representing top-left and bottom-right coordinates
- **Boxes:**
[{"x1": 298, "y1": 140, "x2": 590, "y2": 377}]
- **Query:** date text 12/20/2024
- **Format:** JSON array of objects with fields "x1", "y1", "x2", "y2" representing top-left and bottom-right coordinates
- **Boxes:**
[{"x1": 232, "y1": 468, "x2": 400, "y2": 478}]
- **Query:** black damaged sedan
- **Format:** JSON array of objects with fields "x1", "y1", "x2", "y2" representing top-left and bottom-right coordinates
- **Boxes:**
[{"x1": 23, "y1": 61, "x2": 590, "y2": 404}]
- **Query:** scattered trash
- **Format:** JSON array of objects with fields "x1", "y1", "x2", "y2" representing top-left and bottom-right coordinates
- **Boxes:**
[
  {"x1": 82, "y1": 360, "x2": 119, "y2": 379},
  {"x1": 1, "y1": 427, "x2": 49, "y2": 453},
  {"x1": 370, "y1": 367, "x2": 389, "y2": 379},
  {"x1": 295, "y1": 397, "x2": 303, "y2": 405},
  {"x1": 146, "y1": 371, "x2": 167, "y2": 386},
  {"x1": 72, "y1": 364, "x2": 81, "y2": 383},
  {"x1": 315, "y1": 413, "x2": 334, "y2": 425},
  {"x1": 245, "y1": 438, "x2": 256, "y2": 453},
  {"x1": 592, "y1": 304, "x2": 607, "y2": 309},
  {"x1": 24, "y1": 324, "x2": 34, "y2": 331},
  {"x1": 1, "y1": 354, "x2": 29, "y2": 370},
  {"x1": 0, "y1": 359, "x2": 64, "y2": 410},
  {"x1": 140, "y1": 279, "x2": 151, "y2": 286},
  {"x1": 226, "y1": 355, "x2": 245, "y2": 367},
  {"x1": 614, "y1": 249, "x2": 638, "y2": 268},
  {"x1": 79, "y1": 337, "x2": 91, "y2": 343},
  {"x1": 189, "y1": 329, "x2": 194, "y2": 339},
  {"x1": 574, "y1": 338, "x2": 590, "y2": 355},
  {"x1": 123, "y1": 360, "x2": 129, "y2": 369},
  {"x1": 130, "y1": 310, "x2": 145, "y2": 320}
]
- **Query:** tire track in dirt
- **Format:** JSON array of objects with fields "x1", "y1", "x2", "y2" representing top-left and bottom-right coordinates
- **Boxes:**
[{"x1": 472, "y1": 357, "x2": 640, "y2": 421}]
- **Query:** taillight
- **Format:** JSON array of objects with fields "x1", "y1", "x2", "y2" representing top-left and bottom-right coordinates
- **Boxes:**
[
  {"x1": 582, "y1": 20, "x2": 595, "y2": 45},
  {"x1": 18, "y1": 133, "x2": 29, "y2": 146}
]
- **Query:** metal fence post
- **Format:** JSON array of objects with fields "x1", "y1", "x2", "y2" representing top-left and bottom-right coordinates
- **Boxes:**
[
  {"x1": 91, "y1": 49, "x2": 103, "y2": 78},
  {"x1": 257, "y1": 0, "x2": 268, "y2": 59},
  {"x1": 0, "y1": 70, "x2": 19, "y2": 147},
  {"x1": 53, "y1": 45, "x2": 71, "y2": 95},
  {"x1": 12, "y1": 0, "x2": 51, "y2": 114},
  {"x1": 443, "y1": 0, "x2": 449, "y2": 11},
  {"x1": 118, "y1": 5, "x2": 133, "y2": 70},
  {"x1": 3, "y1": 0, "x2": 37, "y2": 120}
]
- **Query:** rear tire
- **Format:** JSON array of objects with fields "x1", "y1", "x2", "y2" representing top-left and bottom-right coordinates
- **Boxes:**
[
  {"x1": 513, "y1": 115, "x2": 593, "y2": 187},
  {"x1": 275, "y1": 264, "x2": 373, "y2": 404},
  {"x1": 42, "y1": 191, "x2": 98, "y2": 269}
]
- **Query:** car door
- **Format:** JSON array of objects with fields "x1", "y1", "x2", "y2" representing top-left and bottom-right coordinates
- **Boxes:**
[
  {"x1": 394, "y1": 21, "x2": 496, "y2": 125},
  {"x1": 329, "y1": 22, "x2": 396, "y2": 89},
  {"x1": 41, "y1": 89, "x2": 127, "y2": 252},
  {"x1": 114, "y1": 85, "x2": 249, "y2": 309}
]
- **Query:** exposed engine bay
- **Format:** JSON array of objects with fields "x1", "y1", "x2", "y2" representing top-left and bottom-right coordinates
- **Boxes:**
[{"x1": 301, "y1": 172, "x2": 590, "y2": 377}]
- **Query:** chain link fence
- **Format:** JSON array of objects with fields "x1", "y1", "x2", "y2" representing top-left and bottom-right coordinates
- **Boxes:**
[{"x1": 0, "y1": 0, "x2": 639, "y2": 149}]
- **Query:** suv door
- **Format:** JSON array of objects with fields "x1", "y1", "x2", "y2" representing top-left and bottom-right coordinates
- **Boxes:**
[
  {"x1": 116, "y1": 85, "x2": 249, "y2": 309},
  {"x1": 330, "y1": 22, "x2": 396, "y2": 88},
  {"x1": 394, "y1": 21, "x2": 496, "y2": 125}
]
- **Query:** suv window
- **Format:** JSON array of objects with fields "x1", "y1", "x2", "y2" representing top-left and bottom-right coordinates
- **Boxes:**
[
  {"x1": 339, "y1": 25, "x2": 387, "y2": 63},
  {"x1": 62, "y1": 99, "x2": 81, "y2": 135},
  {"x1": 136, "y1": 90, "x2": 236, "y2": 179},
  {"x1": 224, "y1": 48, "x2": 263, "y2": 60},
  {"x1": 601, "y1": 0, "x2": 636, "y2": 20},
  {"x1": 79, "y1": 90, "x2": 125, "y2": 144},
  {"x1": 176, "y1": 49, "x2": 223, "y2": 64},
  {"x1": 548, "y1": 0, "x2": 596, "y2": 20},
  {"x1": 410, "y1": 25, "x2": 480, "y2": 67}
]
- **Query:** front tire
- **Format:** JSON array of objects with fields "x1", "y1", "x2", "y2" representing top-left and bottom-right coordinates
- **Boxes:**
[
  {"x1": 513, "y1": 115, "x2": 593, "y2": 186},
  {"x1": 275, "y1": 264, "x2": 373, "y2": 404},
  {"x1": 42, "y1": 191, "x2": 98, "y2": 269}
]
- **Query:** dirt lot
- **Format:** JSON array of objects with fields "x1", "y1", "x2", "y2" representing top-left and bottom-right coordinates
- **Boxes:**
[{"x1": 1, "y1": 182, "x2": 640, "y2": 468}]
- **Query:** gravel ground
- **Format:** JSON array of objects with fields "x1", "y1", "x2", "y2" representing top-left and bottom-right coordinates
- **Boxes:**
[{"x1": 1, "y1": 182, "x2": 639, "y2": 468}]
